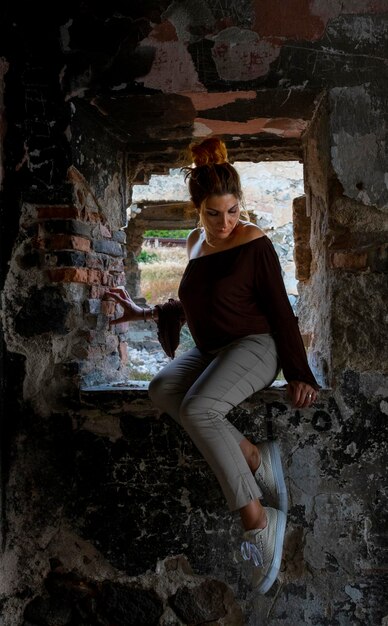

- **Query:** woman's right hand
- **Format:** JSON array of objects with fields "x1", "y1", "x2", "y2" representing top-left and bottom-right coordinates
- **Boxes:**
[{"x1": 104, "y1": 287, "x2": 145, "y2": 325}]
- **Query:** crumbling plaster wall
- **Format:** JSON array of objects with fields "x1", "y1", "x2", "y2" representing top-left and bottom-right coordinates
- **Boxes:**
[
  {"x1": 0, "y1": 3, "x2": 387, "y2": 626},
  {"x1": 328, "y1": 85, "x2": 388, "y2": 377},
  {"x1": 1, "y1": 114, "x2": 133, "y2": 413},
  {"x1": 2, "y1": 4, "x2": 388, "y2": 407},
  {"x1": 1, "y1": 384, "x2": 387, "y2": 625},
  {"x1": 295, "y1": 86, "x2": 388, "y2": 388}
]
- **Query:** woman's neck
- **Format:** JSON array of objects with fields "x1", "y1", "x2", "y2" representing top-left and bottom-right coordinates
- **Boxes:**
[{"x1": 202, "y1": 222, "x2": 241, "y2": 249}]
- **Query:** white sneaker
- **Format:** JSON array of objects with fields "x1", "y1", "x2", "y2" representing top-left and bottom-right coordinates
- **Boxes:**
[
  {"x1": 254, "y1": 441, "x2": 288, "y2": 514},
  {"x1": 240, "y1": 506, "x2": 286, "y2": 594}
]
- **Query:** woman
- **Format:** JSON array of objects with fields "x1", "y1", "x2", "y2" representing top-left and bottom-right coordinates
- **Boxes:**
[{"x1": 106, "y1": 137, "x2": 319, "y2": 594}]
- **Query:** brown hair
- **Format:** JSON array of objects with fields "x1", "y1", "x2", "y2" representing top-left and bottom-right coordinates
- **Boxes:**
[{"x1": 182, "y1": 137, "x2": 244, "y2": 209}]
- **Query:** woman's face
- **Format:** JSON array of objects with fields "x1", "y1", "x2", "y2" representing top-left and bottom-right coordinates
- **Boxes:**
[{"x1": 200, "y1": 194, "x2": 240, "y2": 241}]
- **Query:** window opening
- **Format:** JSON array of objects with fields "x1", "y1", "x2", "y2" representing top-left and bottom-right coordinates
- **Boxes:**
[{"x1": 125, "y1": 161, "x2": 304, "y2": 382}]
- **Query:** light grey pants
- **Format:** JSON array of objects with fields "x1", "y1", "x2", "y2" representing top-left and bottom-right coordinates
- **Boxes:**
[{"x1": 148, "y1": 333, "x2": 279, "y2": 512}]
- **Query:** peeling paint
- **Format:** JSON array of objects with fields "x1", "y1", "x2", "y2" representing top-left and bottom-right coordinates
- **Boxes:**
[
  {"x1": 183, "y1": 91, "x2": 257, "y2": 111},
  {"x1": 138, "y1": 40, "x2": 205, "y2": 93},
  {"x1": 193, "y1": 120, "x2": 213, "y2": 137},
  {"x1": 194, "y1": 116, "x2": 308, "y2": 137},
  {"x1": 253, "y1": 0, "x2": 326, "y2": 41},
  {"x1": 253, "y1": 0, "x2": 388, "y2": 44},
  {"x1": 211, "y1": 27, "x2": 279, "y2": 81},
  {"x1": 162, "y1": 0, "x2": 215, "y2": 44},
  {"x1": 146, "y1": 19, "x2": 178, "y2": 43}
]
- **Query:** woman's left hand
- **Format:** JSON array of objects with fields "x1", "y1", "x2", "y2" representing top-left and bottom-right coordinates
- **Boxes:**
[{"x1": 286, "y1": 381, "x2": 317, "y2": 408}]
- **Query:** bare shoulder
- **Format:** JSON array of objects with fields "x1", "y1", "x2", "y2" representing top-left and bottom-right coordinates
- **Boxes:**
[
  {"x1": 238, "y1": 222, "x2": 266, "y2": 243},
  {"x1": 186, "y1": 227, "x2": 202, "y2": 256}
]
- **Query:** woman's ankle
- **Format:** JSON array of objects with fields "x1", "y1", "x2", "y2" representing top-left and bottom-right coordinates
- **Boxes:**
[
  {"x1": 240, "y1": 439, "x2": 260, "y2": 473},
  {"x1": 240, "y1": 500, "x2": 267, "y2": 531}
]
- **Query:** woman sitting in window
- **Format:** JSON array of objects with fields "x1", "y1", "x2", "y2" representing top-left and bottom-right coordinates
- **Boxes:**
[{"x1": 105, "y1": 137, "x2": 319, "y2": 594}]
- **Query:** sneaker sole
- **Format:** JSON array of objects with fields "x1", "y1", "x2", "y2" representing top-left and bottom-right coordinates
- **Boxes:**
[
  {"x1": 254, "y1": 509, "x2": 287, "y2": 595},
  {"x1": 267, "y1": 441, "x2": 288, "y2": 515}
]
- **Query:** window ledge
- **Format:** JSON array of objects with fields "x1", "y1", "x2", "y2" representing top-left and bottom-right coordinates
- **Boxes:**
[{"x1": 80, "y1": 379, "x2": 331, "y2": 394}]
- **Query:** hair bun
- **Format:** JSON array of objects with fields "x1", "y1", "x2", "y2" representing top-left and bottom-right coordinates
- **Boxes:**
[{"x1": 189, "y1": 137, "x2": 228, "y2": 167}]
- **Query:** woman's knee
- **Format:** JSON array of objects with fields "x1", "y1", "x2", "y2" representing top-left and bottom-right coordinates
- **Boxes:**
[{"x1": 179, "y1": 394, "x2": 219, "y2": 430}]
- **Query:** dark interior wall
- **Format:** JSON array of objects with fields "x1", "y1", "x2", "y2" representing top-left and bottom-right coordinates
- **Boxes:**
[
  {"x1": 70, "y1": 102, "x2": 129, "y2": 228},
  {"x1": 1, "y1": 4, "x2": 387, "y2": 403},
  {"x1": 0, "y1": 3, "x2": 387, "y2": 625}
]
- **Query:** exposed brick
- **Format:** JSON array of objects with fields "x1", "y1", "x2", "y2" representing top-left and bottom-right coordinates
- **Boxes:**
[
  {"x1": 93, "y1": 240, "x2": 124, "y2": 257},
  {"x1": 36, "y1": 205, "x2": 79, "y2": 219},
  {"x1": 294, "y1": 246, "x2": 312, "y2": 281},
  {"x1": 53, "y1": 251, "x2": 86, "y2": 267},
  {"x1": 19, "y1": 252, "x2": 41, "y2": 269},
  {"x1": 330, "y1": 251, "x2": 368, "y2": 270},
  {"x1": 90, "y1": 285, "x2": 108, "y2": 299},
  {"x1": 47, "y1": 268, "x2": 103, "y2": 284},
  {"x1": 293, "y1": 195, "x2": 312, "y2": 281},
  {"x1": 101, "y1": 300, "x2": 116, "y2": 316},
  {"x1": 118, "y1": 341, "x2": 128, "y2": 365},
  {"x1": 37, "y1": 234, "x2": 91, "y2": 252},
  {"x1": 369, "y1": 243, "x2": 388, "y2": 273},
  {"x1": 43, "y1": 219, "x2": 92, "y2": 238}
]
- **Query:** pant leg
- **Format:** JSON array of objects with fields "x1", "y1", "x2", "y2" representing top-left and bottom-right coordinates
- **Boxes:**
[
  {"x1": 149, "y1": 345, "x2": 251, "y2": 444},
  {"x1": 148, "y1": 346, "x2": 214, "y2": 422},
  {"x1": 179, "y1": 334, "x2": 278, "y2": 511}
]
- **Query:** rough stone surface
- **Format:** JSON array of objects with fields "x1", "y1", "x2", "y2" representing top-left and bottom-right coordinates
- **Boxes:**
[
  {"x1": 13, "y1": 286, "x2": 71, "y2": 338},
  {"x1": 1, "y1": 3, "x2": 388, "y2": 626},
  {"x1": 330, "y1": 85, "x2": 388, "y2": 210},
  {"x1": 292, "y1": 195, "x2": 312, "y2": 281},
  {"x1": 1, "y1": 383, "x2": 387, "y2": 625}
]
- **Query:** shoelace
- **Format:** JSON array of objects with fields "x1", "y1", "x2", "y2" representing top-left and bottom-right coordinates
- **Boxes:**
[{"x1": 240, "y1": 540, "x2": 264, "y2": 567}]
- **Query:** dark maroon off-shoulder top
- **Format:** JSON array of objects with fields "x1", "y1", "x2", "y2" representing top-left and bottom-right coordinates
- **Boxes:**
[{"x1": 156, "y1": 236, "x2": 319, "y2": 389}]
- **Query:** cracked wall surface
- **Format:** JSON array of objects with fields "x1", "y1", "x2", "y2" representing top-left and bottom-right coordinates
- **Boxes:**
[
  {"x1": 0, "y1": 2, "x2": 387, "y2": 625},
  {"x1": 1, "y1": 383, "x2": 387, "y2": 625}
]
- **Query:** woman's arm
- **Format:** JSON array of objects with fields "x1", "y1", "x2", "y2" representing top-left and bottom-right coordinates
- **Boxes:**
[
  {"x1": 254, "y1": 237, "x2": 320, "y2": 406},
  {"x1": 104, "y1": 287, "x2": 159, "y2": 325},
  {"x1": 105, "y1": 287, "x2": 186, "y2": 358}
]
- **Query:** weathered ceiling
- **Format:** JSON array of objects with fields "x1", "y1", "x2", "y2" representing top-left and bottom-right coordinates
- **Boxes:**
[{"x1": 58, "y1": 1, "x2": 387, "y2": 158}]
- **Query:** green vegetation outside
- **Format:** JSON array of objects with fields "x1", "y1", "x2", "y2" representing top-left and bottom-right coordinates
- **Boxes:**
[{"x1": 144, "y1": 229, "x2": 191, "y2": 238}]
